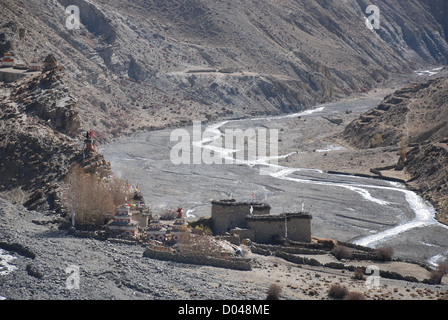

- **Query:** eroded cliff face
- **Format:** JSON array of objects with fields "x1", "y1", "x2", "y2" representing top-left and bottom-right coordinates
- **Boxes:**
[
  {"x1": 1, "y1": 0, "x2": 448, "y2": 141},
  {"x1": 419, "y1": 0, "x2": 448, "y2": 45},
  {"x1": 14, "y1": 66, "x2": 81, "y2": 136}
]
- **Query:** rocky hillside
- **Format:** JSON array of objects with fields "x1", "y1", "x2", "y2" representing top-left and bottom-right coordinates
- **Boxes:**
[
  {"x1": 343, "y1": 75, "x2": 448, "y2": 223},
  {"x1": 1, "y1": 0, "x2": 448, "y2": 141},
  {"x1": 0, "y1": 64, "x2": 111, "y2": 212},
  {"x1": 343, "y1": 76, "x2": 448, "y2": 148},
  {"x1": 406, "y1": 143, "x2": 448, "y2": 224},
  {"x1": 2, "y1": 0, "x2": 448, "y2": 216}
]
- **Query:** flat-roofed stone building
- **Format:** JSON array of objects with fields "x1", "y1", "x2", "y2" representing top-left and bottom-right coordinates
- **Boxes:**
[
  {"x1": 211, "y1": 199, "x2": 271, "y2": 234},
  {"x1": 246, "y1": 212, "x2": 312, "y2": 243},
  {"x1": 210, "y1": 199, "x2": 312, "y2": 244}
]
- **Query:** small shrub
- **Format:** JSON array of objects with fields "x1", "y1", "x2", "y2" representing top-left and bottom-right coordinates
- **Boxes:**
[
  {"x1": 331, "y1": 245, "x2": 352, "y2": 260},
  {"x1": 192, "y1": 225, "x2": 212, "y2": 236},
  {"x1": 160, "y1": 209, "x2": 177, "y2": 220},
  {"x1": 188, "y1": 218, "x2": 213, "y2": 235},
  {"x1": 328, "y1": 283, "x2": 348, "y2": 299},
  {"x1": 375, "y1": 246, "x2": 394, "y2": 261},
  {"x1": 427, "y1": 263, "x2": 448, "y2": 284},
  {"x1": 266, "y1": 283, "x2": 282, "y2": 300},
  {"x1": 344, "y1": 291, "x2": 366, "y2": 300},
  {"x1": 371, "y1": 133, "x2": 384, "y2": 148},
  {"x1": 428, "y1": 270, "x2": 444, "y2": 284},
  {"x1": 189, "y1": 217, "x2": 214, "y2": 230},
  {"x1": 353, "y1": 267, "x2": 365, "y2": 280},
  {"x1": 437, "y1": 263, "x2": 448, "y2": 276}
]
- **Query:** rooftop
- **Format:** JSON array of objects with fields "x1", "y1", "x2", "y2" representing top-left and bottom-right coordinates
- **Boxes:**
[
  {"x1": 246, "y1": 212, "x2": 312, "y2": 221},
  {"x1": 211, "y1": 199, "x2": 271, "y2": 209}
]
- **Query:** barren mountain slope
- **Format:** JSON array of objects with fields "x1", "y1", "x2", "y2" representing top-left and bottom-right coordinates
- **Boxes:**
[
  {"x1": 343, "y1": 75, "x2": 448, "y2": 223},
  {"x1": 343, "y1": 76, "x2": 448, "y2": 148},
  {"x1": 1, "y1": 0, "x2": 448, "y2": 142}
]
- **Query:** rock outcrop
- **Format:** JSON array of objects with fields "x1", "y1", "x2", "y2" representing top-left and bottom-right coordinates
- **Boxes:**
[
  {"x1": 13, "y1": 65, "x2": 81, "y2": 136},
  {"x1": 406, "y1": 143, "x2": 448, "y2": 224},
  {"x1": 0, "y1": 65, "x2": 111, "y2": 212}
]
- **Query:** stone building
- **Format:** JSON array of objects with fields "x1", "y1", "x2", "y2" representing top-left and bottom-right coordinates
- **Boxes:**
[
  {"x1": 211, "y1": 199, "x2": 271, "y2": 234},
  {"x1": 246, "y1": 212, "x2": 312, "y2": 243},
  {"x1": 211, "y1": 199, "x2": 312, "y2": 244}
]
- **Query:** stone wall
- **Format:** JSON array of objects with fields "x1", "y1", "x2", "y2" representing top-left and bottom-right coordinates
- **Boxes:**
[
  {"x1": 250, "y1": 244, "x2": 422, "y2": 283},
  {"x1": 229, "y1": 228, "x2": 254, "y2": 241},
  {"x1": 246, "y1": 213, "x2": 312, "y2": 243},
  {"x1": 0, "y1": 69, "x2": 27, "y2": 83},
  {"x1": 143, "y1": 247, "x2": 252, "y2": 271}
]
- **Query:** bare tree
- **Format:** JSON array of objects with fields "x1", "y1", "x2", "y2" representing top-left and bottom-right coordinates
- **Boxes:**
[{"x1": 62, "y1": 164, "x2": 116, "y2": 227}]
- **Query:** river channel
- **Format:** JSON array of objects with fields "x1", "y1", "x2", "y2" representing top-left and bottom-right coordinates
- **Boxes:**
[{"x1": 100, "y1": 96, "x2": 448, "y2": 266}]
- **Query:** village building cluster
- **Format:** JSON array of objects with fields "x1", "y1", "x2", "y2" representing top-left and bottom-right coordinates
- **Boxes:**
[
  {"x1": 211, "y1": 199, "x2": 312, "y2": 244},
  {"x1": 0, "y1": 53, "x2": 59, "y2": 83},
  {"x1": 107, "y1": 201, "x2": 189, "y2": 242},
  {"x1": 77, "y1": 104, "x2": 312, "y2": 246},
  {"x1": 0, "y1": 52, "x2": 44, "y2": 71},
  {"x1": 106, "y1": 197, "x2": 312, "y2": 245}
]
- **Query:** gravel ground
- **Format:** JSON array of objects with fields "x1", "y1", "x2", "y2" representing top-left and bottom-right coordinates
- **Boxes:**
[{"x1": 1, "y1": 196, "x2": 448, "y2": 301}]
